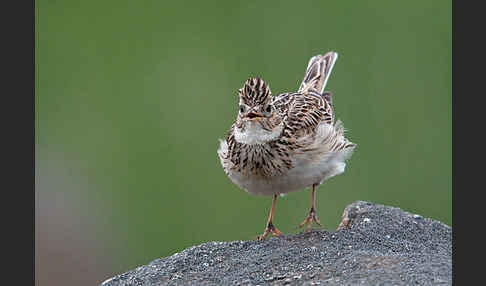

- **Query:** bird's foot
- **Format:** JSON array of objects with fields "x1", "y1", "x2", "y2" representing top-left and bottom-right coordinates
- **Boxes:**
[
  {"x1": 255, "y1": 221, "x2": 282, "y2": 241},
  {"x1": 298, "y1": 207, "x2": 321, "y2": 232}
]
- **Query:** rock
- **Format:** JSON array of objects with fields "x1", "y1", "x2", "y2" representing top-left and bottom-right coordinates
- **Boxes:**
[{"x1": 101, "y1": 201, "x2": 452, "y2": 285}]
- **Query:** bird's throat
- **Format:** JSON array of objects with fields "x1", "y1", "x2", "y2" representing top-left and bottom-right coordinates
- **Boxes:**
[{"x1": 234, "y1": 121, "x2": 283, "y2": 145}]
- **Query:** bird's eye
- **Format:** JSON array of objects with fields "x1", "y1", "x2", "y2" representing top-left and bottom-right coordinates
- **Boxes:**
[
  {"x1": 265, "y1": 105, "x2": 272, "y2": 113},
  {"x1": 239, "y1": 105, "x2": 245, "y2": 113}
]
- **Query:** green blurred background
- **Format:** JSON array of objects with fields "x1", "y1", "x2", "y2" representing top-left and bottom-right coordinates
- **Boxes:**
[{"x1": 35, "y1": 0, "x2": 451, "y2": 285}]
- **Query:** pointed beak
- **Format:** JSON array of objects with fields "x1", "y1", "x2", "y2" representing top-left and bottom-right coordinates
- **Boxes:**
[{"x1": 245, "y1": 112, "x2": 264, "y2": 120}]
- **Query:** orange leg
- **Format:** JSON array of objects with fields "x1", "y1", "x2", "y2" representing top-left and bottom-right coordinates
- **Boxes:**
[
  {"x1": 256, "y1": 194, "x2": 282, "y2": 240},
  {"x1": 298, "y1": 184, "x2": 322, "y2": 232}
]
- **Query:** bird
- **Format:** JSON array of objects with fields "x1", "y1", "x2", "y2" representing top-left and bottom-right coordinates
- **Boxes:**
[{"x1": 217, "y1": 51, "x2": 356, "y2": 240}]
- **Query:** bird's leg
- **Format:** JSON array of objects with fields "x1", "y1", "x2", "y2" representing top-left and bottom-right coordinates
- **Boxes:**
[
  {"x1": 256, "y1": 194, "x2": 282, "y2": 240},
  {"x1": 298, "y1": 184, "x2": 322, "y2": 232}
]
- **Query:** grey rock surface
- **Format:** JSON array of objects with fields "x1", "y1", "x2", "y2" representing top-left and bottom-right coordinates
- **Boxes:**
[{"x1": 101, "y1": 201, "x2": 452, "y2": 286}]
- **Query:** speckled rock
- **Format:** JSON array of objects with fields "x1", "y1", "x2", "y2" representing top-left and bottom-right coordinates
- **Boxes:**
[{"x1": 101, "y1": 201, "x2": 452, "y2": 286}]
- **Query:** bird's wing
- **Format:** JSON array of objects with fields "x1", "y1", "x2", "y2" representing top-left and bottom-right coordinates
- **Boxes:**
[
  {"x1": 276, "y1": 92, "x2": 355, "y2": 160},
  {"x1": 271, "y1": 92, "x2": 295, "y2": 117},
  {"x1": 281, "y1": 92, "x2": 333, "y2": 140}
]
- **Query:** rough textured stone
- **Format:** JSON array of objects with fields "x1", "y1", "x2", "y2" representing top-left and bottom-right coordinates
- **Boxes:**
[{"x1": 101, "y1": 201, "x2": 452, "y2": 286}]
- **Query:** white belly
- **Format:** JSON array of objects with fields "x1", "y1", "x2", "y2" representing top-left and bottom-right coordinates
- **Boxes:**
[
  {"x1": 218, "y1": 120, "x2": 355, "y2": 197},
  {"x1": 226, "y1": 150, "x2": 349, "y2": 196}
]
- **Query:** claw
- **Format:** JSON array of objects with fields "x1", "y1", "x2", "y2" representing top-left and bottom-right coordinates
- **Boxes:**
[
  {"x1": 298, "y1": 208, "x2": 322, "y2": 232},
  {"x1": 256, "y1": 222, "x2": 282, "y2": 240}
]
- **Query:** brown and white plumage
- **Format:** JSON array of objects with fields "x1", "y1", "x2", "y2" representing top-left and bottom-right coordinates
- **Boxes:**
[{"x1": 217, "y1": 51, "x2": 356, "y2": 239}]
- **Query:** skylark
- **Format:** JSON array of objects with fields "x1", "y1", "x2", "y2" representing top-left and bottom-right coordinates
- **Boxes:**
[{"x1": 218, "y1": 51, "x2": 356, "y2": 240}]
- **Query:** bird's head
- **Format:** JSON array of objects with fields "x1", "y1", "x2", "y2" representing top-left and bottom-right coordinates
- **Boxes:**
[{"x1": 234, "y1": 78, "x2": 283, "y2": 145}]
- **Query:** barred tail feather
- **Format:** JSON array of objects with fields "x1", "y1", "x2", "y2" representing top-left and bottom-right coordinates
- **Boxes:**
[{"x1": 298, "y1": 51, "x2": 338, "y2": 95}]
